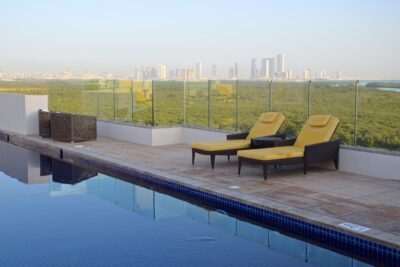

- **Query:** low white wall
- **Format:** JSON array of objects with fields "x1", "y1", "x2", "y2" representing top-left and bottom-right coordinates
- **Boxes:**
[
  {"x1": 339, "y1": 147, "x2": 400, "y2": 180},
  {"x1": 0, "y1": 94, "x2": 48, "y2": 135},
  {"x1": 97, "y1": 121, "x2": 228, "y2": 146}
]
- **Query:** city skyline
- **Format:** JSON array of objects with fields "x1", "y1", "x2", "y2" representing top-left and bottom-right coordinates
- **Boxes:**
[{"x1": 1, "y1": 1, "x2": 400, "y2": 79}]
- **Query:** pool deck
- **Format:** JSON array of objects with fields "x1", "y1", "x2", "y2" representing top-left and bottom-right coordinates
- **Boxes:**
[{"x1": 3, "y1": 131, "x2": 400, "y2": 249}]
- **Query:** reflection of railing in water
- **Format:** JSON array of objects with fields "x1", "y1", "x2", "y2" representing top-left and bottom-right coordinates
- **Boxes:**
[{"x1": 45, "y1": 158, "x2": 375, "y2": 266}]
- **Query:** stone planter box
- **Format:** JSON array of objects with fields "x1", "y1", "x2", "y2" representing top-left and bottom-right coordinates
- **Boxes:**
[
  {"x1": 51, "y1": 112, "x2": 97, "y2": 142},
  {"x1": 38, "y1": 109, "x2": 51, "y2": 138}
]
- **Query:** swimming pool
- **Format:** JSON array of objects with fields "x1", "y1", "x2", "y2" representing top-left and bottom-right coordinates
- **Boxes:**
[{"x1": 0, "y1": 141, "x2": 389, "y2": 266}]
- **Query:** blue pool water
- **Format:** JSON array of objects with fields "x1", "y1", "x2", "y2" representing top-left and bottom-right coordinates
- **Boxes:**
[{"x1": 0, "y1": 141, "x2": 376, "y2": 266}]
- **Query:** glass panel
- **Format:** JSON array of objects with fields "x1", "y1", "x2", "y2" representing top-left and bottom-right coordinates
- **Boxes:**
[
  {"x1": 132, "y1": 80, "x2": 153, "y2": 126},
  {"x1": 307, "y1": 243, "x2": 352, "y2": 267},
  {"x1": 184, "y1": 81, "x2": 209, "y2": 127},
  {"x1": 357, "y1": 81, "x2": 400, "y2": 150},
  {"x1": 0, "y1": 80, "x2": 46, "y2": 95},
  {"x1": 154, "y1": 192, "x2": 186, "y2": 220},
  {"x1": 208, "y1": 211, "x2": 237, "y2": 234},
  {"x1": 186, "y1": 203, "x2": 209, "y2": 224},
  {"x1": 47, "y1": 80, "x2": 84, "y2": 114},
  {"x1": 153, "y1": 81, "x2": 184, "y2": 126},
  {"x1": 310, "y1": 81, "x2": 356, "y2": 145},
  {"x1": 114, "y1": 80, "x2": 133, "y2": 122},
  {"x1": 82, "y1": 79, "x2": 99, "y2": 116},
  {"x1": 269, "y1": 230, "x2": 307, "y2": 261},
  {"x1": 97, "y1": 80, "x2": 115, "y2": 121},
  {"x1": 236, "y1": 219, "x2": 268, "y2": 245},
  {"x1": 133, "y1": 186, "x2": 154, "y2": 219},
  {"x1": 210, "y1": 80, "x2": 237, "y2": 131},
  {"x1": 115, "y1": 179, "x2": 134, "y2": 211},
  {"x1": 271, "y1": 82, "x2": 308, "y2": 137},
  {"x1": 237, "y1": 81, "x2": 269, "y2": 132}
]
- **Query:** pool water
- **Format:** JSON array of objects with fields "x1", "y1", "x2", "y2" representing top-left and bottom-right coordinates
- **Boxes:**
[{"x1": 0, "y1": 142, "x2": 373, "y2": 267}]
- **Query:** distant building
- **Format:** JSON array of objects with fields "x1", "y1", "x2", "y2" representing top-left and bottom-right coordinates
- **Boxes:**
[
  {"x1": 260, "y1": 58, "x2": 270, "y2": 79},
  {"x1": 195, "y1": 62, "x2": 203, "y2": 80},
  {"x1": 285, "y1": 70, "x2": 292, "y2": 80},
  {"x1": 157, "y1": 64, "x2": 167, "y2": 80},
  {"x1": 234, "y1": 62, "x2": 239, "y2": 79},
  {"x1": 303, "y1": 69, "x2": 311, "y2": 80},
  {"x1": 268, "y1": 58, "x2": 276, "y2": 79},
  {"x1": 250, "y1": 58, "x2": 257, "y2": 80},
  {"x1": 211, "y1": 64, "x2": 217, "y2": 80},
  {"x1": 277, "y1": 54, "x2": 285, "y2": 73},
  {"x1": 336, "y1": 69, "x2": 342, "y2": 80},
  {"x1": 228, "y1": 67, "x2": 234, "y2": 80}
]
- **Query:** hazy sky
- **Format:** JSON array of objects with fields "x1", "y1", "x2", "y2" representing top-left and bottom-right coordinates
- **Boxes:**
[{"x1": 1, "y1": 0, "x2": 399, "y2": 79}]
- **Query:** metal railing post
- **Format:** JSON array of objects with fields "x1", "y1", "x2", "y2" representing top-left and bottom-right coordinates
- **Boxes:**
[
  {"x1": 208, "y1": 80, "x2": 211, "y2": 128},
  {"x1": 151, "y1": 80, "x2": 155, "y2": 127},
  {"x1": 130, "y1": 80, "x2": 134, "y2": 123},
  {"x1": 235, "y1": 80, "x2": 239, "y2": 131},
  {"x1": 183, "y1": 80, "x2": 186, "y2": 125},
  {"x1": 113, "y1": 79, "x2": 116, "y2": 121},
  {"x1": 354, "y1": 80, "x2": 359, "y2": 146},
  {"x1": 269, "y1": 80, "x2": 272, "y2": 111},
  {"x1": 307, "y1": 80, "x2": 312, "y2": 117}
]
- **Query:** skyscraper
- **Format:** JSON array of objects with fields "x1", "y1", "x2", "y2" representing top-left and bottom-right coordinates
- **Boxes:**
[
  {"x1": 277, "y1": 54, "x2": 285, "y2": 73},
  {"x1": 211, "y1": 64, "x2": 217, "y2": 80},
  {"x1": 303, "y1": 69, "x2": 311, "y2": 80},
  {"x1": 195, "y1": 62, "x2": 203, "y2": 80},
  {"x1": 260, "y1": 58, "x2": 270, "y2": 79},
  {"x1": 234, "y1": 62, "x2": 239, "y2": 79},
  {"x1": 250, "y1": 58, "x2": 257, "y2": 80},
  {"x1": 268, "y1": 58, "x2": 276, "y2": 79},
  {"x1": 228, "y1": 67, "x2": 234, "y2": 80},
  {"x1": 157, "y1": 64, "x2": 167, "y2": 80}
]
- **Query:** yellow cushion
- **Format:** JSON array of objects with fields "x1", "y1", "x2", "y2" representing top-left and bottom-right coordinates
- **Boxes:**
[
  {"x1": 191, "y1": 140, "x2": 250, "y2": 152},
  {"x1": 294, "y1": 115, "x2": 339, "y2": 148},
  {"x1": 260, "y1": 112, "x2": 278, "y2": 123},
  {"x1": 246, "y1": 112, "x2": 285, "y2": 140},
  {"x1": 238, "y1": 146, "x2": 304, "y2": 161},
  {"x1": 308, "y1": 115, "x2": 330, "y2": 127}
]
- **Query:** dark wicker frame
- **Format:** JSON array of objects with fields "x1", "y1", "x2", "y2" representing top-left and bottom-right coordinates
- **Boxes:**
[
  {"x1": 50, "y1": 112, "x2": 97, "y2": 142},
  {"x1": 238, "y1": 126, "x2": 341, "y2": 180},
  {"x1": 192, "y1": 132, "x2": 286, "y2": 169}
]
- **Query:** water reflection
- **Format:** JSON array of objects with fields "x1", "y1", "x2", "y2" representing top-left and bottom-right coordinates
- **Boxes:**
[
  {"x1": 45, "y1": 160, "x2": 373, "y2": 267},
  {"x1": 0, "y1": 142, "x2": 50, "y2": 184}
]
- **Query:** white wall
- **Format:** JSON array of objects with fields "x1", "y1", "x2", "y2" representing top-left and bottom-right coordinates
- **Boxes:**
[
  {"x1": 0, "y1": 94, "x2": 48, "y2": 135},
  {"x1": 339, "y1": 147, "x2": 400, "y2": 180},
  {"x1": 97, "y1": 121, "x2": 227, "y2": 146}
]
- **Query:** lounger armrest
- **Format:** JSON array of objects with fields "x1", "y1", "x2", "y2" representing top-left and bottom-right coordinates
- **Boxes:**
[
  {"x1": 304, "y1": 139, "x2": 340, "y2": 164},
  {"x1": 273, "y1": 138, "x2": 296, "y2": 147},
  {"x1": 227, "y1": 132, "x2": 249, "y2": 140}
]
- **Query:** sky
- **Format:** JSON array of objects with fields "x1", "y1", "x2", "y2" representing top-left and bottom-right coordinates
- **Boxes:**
[{"x1": 0, "y1": 0, "x2": 400, "y2": 79}]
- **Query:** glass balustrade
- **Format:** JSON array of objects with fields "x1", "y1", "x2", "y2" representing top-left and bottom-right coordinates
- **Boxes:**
[{"x1": 3, "y1": 79, "x2": 400, "y2": 151}]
